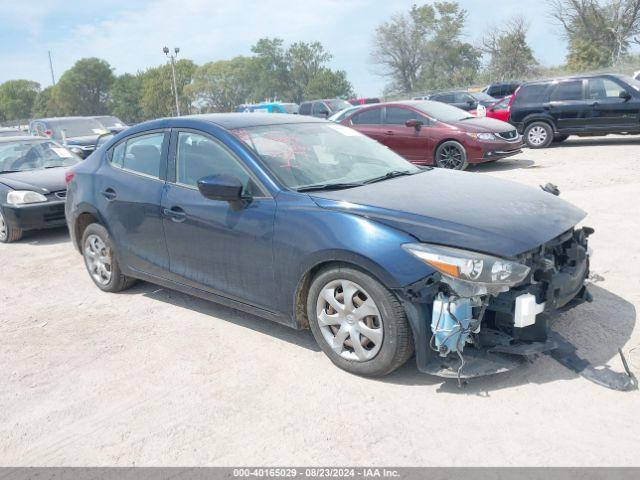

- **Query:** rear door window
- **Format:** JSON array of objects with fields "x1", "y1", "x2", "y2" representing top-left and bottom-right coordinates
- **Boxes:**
[
  {"x1": 550, "y1": 81, "x2": 584, "y2": 101},
  {"x1": 312, "y1": 102, "x2": 327, "y2": 116},
  {"x1": 299, "y1": 103, "x2": 311, "y2": 115},
  {"x1": 351, "y1": 108, "x2": 382, "y2": 125}
]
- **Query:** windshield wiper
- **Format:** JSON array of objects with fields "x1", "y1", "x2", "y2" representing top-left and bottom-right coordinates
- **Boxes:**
[
  {"x1": 363, "y1": 170, "x2": 415, "y2": 185},
  {"x1": 296, "y1": 182, "x2": 364, "y2": 192}
]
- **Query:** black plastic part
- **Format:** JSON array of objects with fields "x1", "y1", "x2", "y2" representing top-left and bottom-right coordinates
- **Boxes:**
[{"x1": 547, "y1": 333, "x2": 638, "y2": 392}]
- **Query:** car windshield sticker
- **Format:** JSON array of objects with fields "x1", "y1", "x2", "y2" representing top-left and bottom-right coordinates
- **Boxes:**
[{"x1": 51, "y1": 147, "x2": 73, "y2": 158}]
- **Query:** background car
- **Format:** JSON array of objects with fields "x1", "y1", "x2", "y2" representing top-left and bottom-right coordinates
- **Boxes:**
[
  {"x1": 471, "y1": 95, "x2": 513, "y2": 122},
  {"x1": 29, "y1": 116, "x2": 109, "y2": 158},
  {"x1": 414, "y1": 90, "x2": 497, "y2": 111},
  {"x1": 236, "y1": 102, "x2": 299, "y2": 114},
  {"x1": 340, "y1": 100, "x2": 522, "y2": 170},
  {"x1": 634, "y1": 70, "x2": 640, "y2": 81},
  {"x1": 482, "y1": 82, "x2": 521, "y2": 99},
  {"x1": 510, "y1": 73, "x2": 640, "y2": 148},
  {"x1": 0, "y1": 127, "x2": 23, "y2": 137},
  {"x1": 299, "y1": 99, "x2": 352, "y2": 118},
  {"x1": 65, "y1": 113, "x2": 591, "y2": 380},
  {"x1": 0, "y1": 136, "x2": 79, "y2": 242},
  {"x1": 348, "y1": 97, "x2": 381, "y2": 105},
  {"x1": 327, "y1": 104, "x2": 365, "y2": 123}
]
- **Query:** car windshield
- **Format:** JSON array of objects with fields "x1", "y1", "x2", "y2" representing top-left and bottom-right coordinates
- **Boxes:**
[
  {"x1": 412, "y1": 101, "x2": 473, "y2": 122},
  {"x1": 280, "y1": 104, "x2": 299, "y2": 114},
  {"x1": 232, "y1": 123, "x2": 421, "y2": 190},
  {"x1": 616, "y1": 74, "x2": 640, "y2": 92},
  {"x1": 326, "y1": 100, "x2": 352, "y2": 112},
  {"x1": 94, "y1": 116, "x2": 126, "y2": 128},
  {"x1": 471, "y1": 92, "x2": 497, "y2": 102},
  {"x1": 0, "y1": 140, "x2": 80, "y2": 173},
  {"x1": 49, "y1": 118, "x2": 106, "y2": 139}
]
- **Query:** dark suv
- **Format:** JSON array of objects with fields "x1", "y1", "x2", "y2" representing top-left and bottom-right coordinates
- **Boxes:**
[
  {"x1": 510, "y1": 74, "x2": 640, "y2": 148},
  {"x1": 483, "y1": 82, "x2": 520, "y2": 99}
]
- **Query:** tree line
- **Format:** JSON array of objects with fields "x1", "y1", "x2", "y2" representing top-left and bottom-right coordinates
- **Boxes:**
[{"x1": 1, "y1": 0, "x2": 639, "y2": 124}]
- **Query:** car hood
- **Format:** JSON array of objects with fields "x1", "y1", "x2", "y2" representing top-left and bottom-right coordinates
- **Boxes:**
[
  {"x1": 0, "y1": 167, "x2": 70, "y2": 194},
  {"x1": 448, "y1": 117, "x2": 514, "y2": 133},
  {"x1": 308, "y1": 169, "x2": 586, "y2": 258}
]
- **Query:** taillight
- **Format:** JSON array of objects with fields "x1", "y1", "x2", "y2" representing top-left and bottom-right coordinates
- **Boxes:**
[
  {"x1": 44, "y1": 129, "x2": 53, "y2": 137},
  {"x1": 65, "y1": 171, "x2": 75, "y2": 184}
]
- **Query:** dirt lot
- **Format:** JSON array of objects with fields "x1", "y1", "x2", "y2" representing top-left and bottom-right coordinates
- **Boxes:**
[{"x1": 1, "y1": 135, "x2": 639, "y2": 466}]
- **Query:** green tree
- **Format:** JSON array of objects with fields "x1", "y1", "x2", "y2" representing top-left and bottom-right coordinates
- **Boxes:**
[
  {"x1": 285, "y1": 41, "x2": 333, "y2": 102},
  {"x1": 548, "y1": 0, "x2": 640, "y2": 70},
  {"x1": 0, "y1": 80, "x2": 40, "y2": 121},
  {"x1": 54, "y1": 58, "x2": 114, "y2": 115},
  {"x1": 481, "y1": 17, "x2": 539, "y2": 81},
  {"x1": 187, "y1": 57, "x2": 256, "y2": 113},
  {"x1": 31, "y1": 86, "x2": 63, "y2": 118},
  {"x1": 372, "y1": 2, "x2": 481, "y2": 94},
  {"x1": 110, "y1": 73, "x2": 144, "y2": 124},
  {"x1": 304, "y1": 69, "x2": 354, "y2": 100},
  {"x1": 139, "y1": 59, "x2": 196, "y2": 119},
  {"x1": 250, "y1": 38, "x2": 289, "y2": 101}
]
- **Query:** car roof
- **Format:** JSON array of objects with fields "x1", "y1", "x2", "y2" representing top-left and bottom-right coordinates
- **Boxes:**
[
  {"x1": 30, "y1": 116, "x2": 98, "y2": 123},
  {"x1": 141, "y1": 113, "x2": 327, "y2": 130},
  {"x1": 0, "y1": 135, "x2": 47, "y2": 143},
  {"x1": 522, "y1": 73, "x2": 623, "y2": 86}
]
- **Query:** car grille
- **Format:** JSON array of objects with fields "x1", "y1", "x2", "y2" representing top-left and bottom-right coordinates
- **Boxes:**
[{"x1": 497, "y1": 130, "x2": 518, "y2": 141}]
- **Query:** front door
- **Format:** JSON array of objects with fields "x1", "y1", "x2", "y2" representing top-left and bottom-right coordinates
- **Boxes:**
[
  {"x1": 586, "y1": 77, "x2": 640, "y2": 131},
  {"x1": 97, "y1": 130, "x2": 170, "y2": 277},
  {"x1": 380, "y1": 106, "x2": 432, "y2": 163},
  {"x1": 161, "y1": 129, "x2": 277, "y2": 311}
]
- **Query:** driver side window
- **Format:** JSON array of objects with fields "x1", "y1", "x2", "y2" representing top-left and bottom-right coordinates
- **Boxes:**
[{"x1": 176, "y1": 132, "x2": 260, "y2": 196}]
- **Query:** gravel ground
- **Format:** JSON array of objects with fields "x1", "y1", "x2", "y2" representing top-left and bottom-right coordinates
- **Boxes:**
[{"x1": 1, "y1": 135, "x2": 639, "y2": 466}]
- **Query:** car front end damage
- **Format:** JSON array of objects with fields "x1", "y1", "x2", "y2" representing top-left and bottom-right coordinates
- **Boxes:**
[{"x1": 396, "y1": 226, "x2": 637, "y2": 391}]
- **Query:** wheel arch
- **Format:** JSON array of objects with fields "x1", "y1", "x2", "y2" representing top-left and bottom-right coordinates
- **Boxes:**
[
  {"x1": 432, "y1": 138, "x2": 466, "y2": 161},
  {"x1": 522, "y1": 114, "x2": 557, "y2": 133},
  {"x1": 72, "y1": 204, "x2": 110, "y2": 252}
]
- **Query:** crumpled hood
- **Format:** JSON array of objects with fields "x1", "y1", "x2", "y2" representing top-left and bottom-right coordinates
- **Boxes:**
[
  {"x1": 0, "y1": 167, "x2": 70, "y2": 194},
  {"x1": 448, "y1": 117, "x2": 515, "y2": 133},
  {"x1": 309, "y1": 169, "x2": 586, "y2": 258}
]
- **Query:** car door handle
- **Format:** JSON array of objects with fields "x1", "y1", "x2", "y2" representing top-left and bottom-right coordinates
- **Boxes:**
[
  {"x1": 163, "y1": 207, "x2": 186, "y2": 223},
  {"x1": 384, "y1": 130, "x2": 395, "y2": 135},
  {"x1": 101, "y1": 188, "x2": 117, "y2": 201},
  {"x1": 591, "y1": 101, "x2": 599, "y2": 107}
]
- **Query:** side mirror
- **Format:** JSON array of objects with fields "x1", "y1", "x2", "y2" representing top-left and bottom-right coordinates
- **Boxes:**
[
  {"x1": 405, "y1": 119, "x2": 424, "y2": 131},
  {"x1": 619, "y1": 90, "x2": 632, "y2": 101},
  {"x1": 319, "y1": 109, "x2": 329, "y2": 117},
  {"x1": 197, "y1": 174, "x2": 248, "y2": 209}
]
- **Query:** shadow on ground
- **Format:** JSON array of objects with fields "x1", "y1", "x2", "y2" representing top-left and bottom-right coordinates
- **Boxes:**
[
  {"x1": 13, "y1": 227, "x2": 70, "y2": 246},
  {"x1": 118, "y1": 278, "x2": 636, "y2": 394},
  {"x1": 469, "y1": 158, "x2": 536, "y2": 172},
  {"x1": 548, "y1": 136, "x2": 640, "y2": 148}
]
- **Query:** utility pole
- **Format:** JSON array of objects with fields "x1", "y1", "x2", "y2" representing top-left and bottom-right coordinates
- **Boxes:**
[
  {"x1": 48, "y1": 51, "x2": 56, "y2": 85},
  {"x1": 163, "y1": 46, "x2": 181, "y2": 116}
]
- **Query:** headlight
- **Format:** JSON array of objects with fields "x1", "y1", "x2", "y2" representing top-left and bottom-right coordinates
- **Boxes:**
[
  {"x1": 466, "y1": 132, "x2": 496, "y2": 141},
  {"x1": 402, "y1": 243, "x2": 530, "y2": 291},
  {"x1": 6, "y1": 190, "x2": 48, "y2": 205}
]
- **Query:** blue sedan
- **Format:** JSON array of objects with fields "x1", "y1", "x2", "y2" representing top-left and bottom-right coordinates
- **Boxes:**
[{"x1": 65, "y1": 113, "x2": 593, "y2": 380}]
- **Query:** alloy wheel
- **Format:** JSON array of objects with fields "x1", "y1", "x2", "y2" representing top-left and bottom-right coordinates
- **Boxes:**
[
  {"x1": 437, "y1": 145, "x2": 464, "y2": 169},
  {"x1": 0, "y1": 210, "x2": 6, "y2": 242},
  {"x1": 84, "y1": 234, "x2": 112, "y2": 285},
  {"x1": 316, "y1": 279, "x2": 384, "y2": 362},
  {"x1": 527, "y1": 126, "x2": 548, "y2": 146}
]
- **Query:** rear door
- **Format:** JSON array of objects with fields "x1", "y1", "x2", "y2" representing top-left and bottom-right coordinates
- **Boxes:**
[
  {"x1": 380, "y1": 106, "x2": 432, "y2": 162},
  {"x1": 548, "y1": 79, "x2": 589, "y2": 132},
  {"x1": 97, "y1": 130, "x2": 170, "y2": 277},
  {"x1": 585, "y1": 77, "x2": 640, "y2": 131},
  {"x1": 160, "y1": 129, "x2": 277, "y2": 310}
]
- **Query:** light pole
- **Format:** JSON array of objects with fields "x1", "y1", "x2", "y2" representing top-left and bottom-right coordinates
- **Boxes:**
[{"x1": 163, "y1": 46, "x2": 181, "y2": 116}]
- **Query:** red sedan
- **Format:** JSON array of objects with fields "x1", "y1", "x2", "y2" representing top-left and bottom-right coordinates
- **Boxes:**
[{"x1": 340, "y1": 100, "x2": 522, "y2": 170}]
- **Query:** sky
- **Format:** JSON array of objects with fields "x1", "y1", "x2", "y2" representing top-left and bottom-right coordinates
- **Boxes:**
[{"x1": 0, "y1": 0, "x2": 573, "y2": 97}]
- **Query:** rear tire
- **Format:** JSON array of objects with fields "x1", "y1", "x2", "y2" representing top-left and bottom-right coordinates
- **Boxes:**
[
  {"x1": 81, "y1": 223, "x2": 136, "y2": 292},
  {"x1": 307, "y1": 265, "x2": 414, "y2": 377},
  {"x1": 434, "y1": 141, "x2": 468, "y2": 170},
  {"x1": 524, "y1": 121, "x2": 553, "y2": 148},
  {"x1": 0, "y1": 208, "x2": 23, "y2": 243}
]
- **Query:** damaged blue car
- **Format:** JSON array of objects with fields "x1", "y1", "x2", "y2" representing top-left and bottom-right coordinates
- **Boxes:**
[{"x1": 65, "y1": 113, "x2": 600, "y2": 383}]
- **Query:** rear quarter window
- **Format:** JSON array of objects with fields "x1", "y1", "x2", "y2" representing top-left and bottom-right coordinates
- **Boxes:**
[{"x1": 512, "y1": 84, "x2": 549, "y2": 105}]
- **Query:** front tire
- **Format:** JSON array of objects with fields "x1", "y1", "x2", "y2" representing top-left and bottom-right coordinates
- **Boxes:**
[
  {"x1": 435, "y1": 141, "x2": 468, "y2": 170},
  {"x1": 307, "y1": 265, "x2": 414, "y2": 377},
  {"x1": 524, "y1": 121, "x2": 553, "y2": 148},
  {"x1": 81, "y1": 223, "x2": 136, "y2": 292},
  {"x1": 0, "y1": 208, "x2": 23, "y2": 243}
]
